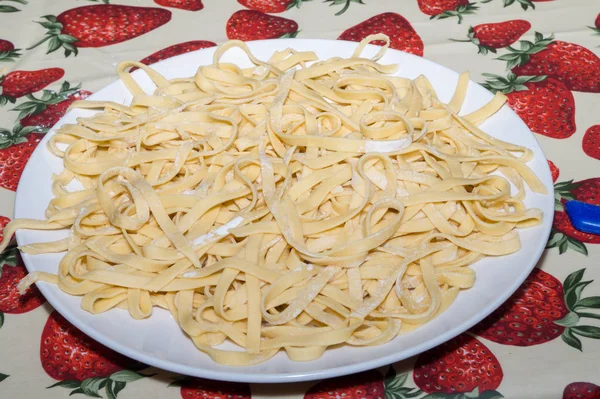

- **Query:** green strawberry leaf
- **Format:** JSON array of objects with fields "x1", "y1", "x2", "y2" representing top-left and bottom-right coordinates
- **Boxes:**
[
  {"x1": 430, "y1": 4, "x2": 479, "y2": 24},
  {"x1": 555, "y1": 197, "x2": 564, "y2": 211},
  {"x1": 47, "y1": 380, "x2": 81, "y2": 389},
  {"x1": 422, "y1": 392, "x2": 467, "y2": 398},
  {"x1": 480, "y1": 73, "x2": 546, "y2": 95},
  {"x1": 167, "y1": 379, "x2": 186, "y2": 388},
  {"x1": 554, "y1": 311, "x2": 579, "y2": 327},
  {"x1": 500, "y1": 0, "x2": 535, "y2": 10},
  {"x1": 546, "y1": 232, "x2": 588, "y2": 256},
  {"x1": 564, "y1": 269, "x2": 585, "y2": 292},
  {"x1": 105, "y1": 380, "x2": 116, "y2": 399},
  {"x1": 0, "y1": 48, "x2": 21, "y2": 63},
  {"x1": 571, "y1": 325, "x2": 600, "y2": 339},
  {"x1": 555, "y1": 180, "x2": 580, "y2": 194},
  {"x1": 0, "y1": 246, "x2": 19, "y2": 267},
  {"x1": 80, "y1": 377, "x2": 106, "y2": 398},
  {"x1": 0, "y1": 373, "x2": 8, "y2": 382},
  {"x1": 0, "y1": 311, "x2": 4, "y2": 328},
  {"x1": 577, "y1": 312, "x2": 600, "y2": 321},
  {"x1": 565, "y1": 280, "x2": 592, "y2": 310},
  {"x1": 568, "y1": 238, "x2": 588, "y2": 256},
  {"x1": 109, "y1": 370, "x2": 145, "y2": 383},
  {"x1": 113, "y1": 381, "x2": 126, "y2": 397},
  {"x1": 575, "y1": 296, "x2": 600, "y2": 310},
  {"x1": 69, "y1": 387, "x2": 85, "y2": 396},
  {"x1": 280, "y1": 31, "x2": 299, "y2": 39},
  {"x1": 477, "y1": 390, "x2": 504, "y2": 399},
  {"x1": 498, "y1": 32, "x2": 554, "y2": 69},
  {"x1": 0, "y1": 5, "x2": 20, "y2": 12},
  {"x1": 11, "y1": 81, "x2": 81, "y2": 120},
  {"x1": 28, "y1": 16, "x2": 80, "y2": 58},
  {"x1": 384, "y1": 365, "x2": 400, "y2": 388},
  {"x1": 323, "y1": 0, "x2": 365, "y2": 16},
  {"x1": 561, "y1": 328, "x2": 582, "y2": 351}
]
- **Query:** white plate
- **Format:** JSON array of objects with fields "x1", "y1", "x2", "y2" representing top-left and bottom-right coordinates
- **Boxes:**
[{"x1": 14, "y1": 39, "x2": 554, "y2": 383}]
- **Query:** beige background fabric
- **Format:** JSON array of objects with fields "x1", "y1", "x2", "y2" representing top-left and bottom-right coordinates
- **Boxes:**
[{"x1": 0, "y1": 1, "x2": 599, "y2": 398}]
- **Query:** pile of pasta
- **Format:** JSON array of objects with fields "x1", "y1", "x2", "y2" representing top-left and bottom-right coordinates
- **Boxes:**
[{"x1": 0, "y1": 35, "x2": 546, "y2": 365}]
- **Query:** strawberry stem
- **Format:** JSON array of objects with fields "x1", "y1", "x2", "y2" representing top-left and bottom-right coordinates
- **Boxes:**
[
  {"x1": 27, "y1": 15, "x2": 79, "y2": 57},
  {"x1": 449, "y1": 26, "x2": 497, "y2": 55}
]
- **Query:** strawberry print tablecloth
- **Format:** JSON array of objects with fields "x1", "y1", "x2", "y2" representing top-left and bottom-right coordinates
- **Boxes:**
[{"x1": 0, "y1": 1, "x2": 599, "y2": 398}]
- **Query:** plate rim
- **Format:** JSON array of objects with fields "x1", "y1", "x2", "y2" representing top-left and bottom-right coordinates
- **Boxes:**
[{"x1": 14, "y1": 38, "x2": 555, "y2": 383}]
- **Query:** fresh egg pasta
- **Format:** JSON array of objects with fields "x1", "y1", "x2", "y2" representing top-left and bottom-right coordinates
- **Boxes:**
[{"x1": 0, "y1": 35, "x2": 545, "y2": 366}]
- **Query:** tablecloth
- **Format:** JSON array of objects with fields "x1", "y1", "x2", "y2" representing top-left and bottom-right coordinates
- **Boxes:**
[{"x1": 0, "y1": 0, "x2": 599, "y2": 398}]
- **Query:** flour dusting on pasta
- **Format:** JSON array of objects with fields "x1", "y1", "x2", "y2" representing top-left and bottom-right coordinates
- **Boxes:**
[{"x1": 0, "y1": 35, "x2": 546, "y2": 366}]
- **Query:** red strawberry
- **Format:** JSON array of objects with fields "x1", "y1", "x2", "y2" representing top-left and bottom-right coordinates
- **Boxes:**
[
  {"x1": 417, "y1": 0, "x2": 478, "y2": 24},
  {"x1": 548, "y1": 160, "x2": 559, "y2": 183},
  {"x1": 237, "y1": 0, "x2": 362, "y2": 15},
  {"x1": 0, "y1": 39, "x2": 20, "y2": 62},
  {"x1": 563, "y1": 382, "x2": 600, "y2": 399},
  {"x1": 499, "y1": 33, "x2": 600, "y2": 93},
  {"x1": 0, "y1": 246, "x2": 45, "y2": 326},
  {"x1": 451, "y1": 20, "x2": 530, "y2": 55},
  {"x1": 549, "y1": 178, "x2": 600, "y2": 254},
  {"x1": 472, "y1": 268, "x2": 568, "y2": 346},
  {"x1": 171, "y1": 378, "x2": 252, "y2": 399},
  {"x1": 28, "y1": 5, "x2": 172, "y2": 57},
  {"x1": 238, "y1": 0, "x2": 308, "y2": 13},
  {"x1": 0, "y1": 216, "x2": 10, "y2": 243},
  {"x1": 338, "y1": 13, "x2": 424, "y2": 57},
  {"x1": 13, "y1": 81, "x2": 91, "y2": 133},
  {"x1": 482, "y1": 74, "x2": 575, "y2": 139},
  {"x1": 304, "y1": 367, "x2": 421, "y2": 399},
  {"x1": 413, "y1": 334, "x2": 503, "y2": 397},
  {"x1": 305, "y1": 370, "x2": 384, "y2": 399},
  {"x1": 473, "y1": 268, "x2": 600, "y2": 350},
  {"x1": 227, "y1": 10, "x2": 299, "y2": 41},
  {"x1": 583, "y1": 125, "x2": 600, "y2": 160},
  {"x1": 0, "y1": 68, "x2": 64, "y2": 105},
  {"x1": 0, "y1": 124, "x2": 44, "y2": 191},
  {"x1": 154, "y1": 0, "x2": 203, "y2": 11},
  {"x1": 42, "y1": 311, "x2": 146, "y2": 396},
  {"x1": 132, "y1": 40, "x2": 216, "y2": 71}
]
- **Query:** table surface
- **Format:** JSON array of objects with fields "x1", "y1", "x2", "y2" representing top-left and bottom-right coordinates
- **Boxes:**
[{"x1": 0, "y1": 1, "x2": 599, "y2": 398}]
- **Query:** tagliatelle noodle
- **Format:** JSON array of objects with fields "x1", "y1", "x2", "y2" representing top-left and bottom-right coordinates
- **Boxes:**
[{"x1": 0, "y1": 34, "x2": 546, "y2": 366}]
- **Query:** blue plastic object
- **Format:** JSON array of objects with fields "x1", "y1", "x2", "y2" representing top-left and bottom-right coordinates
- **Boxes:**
[{"x1": 565, "y1": 200, "x2": 600, "y2": 235}]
